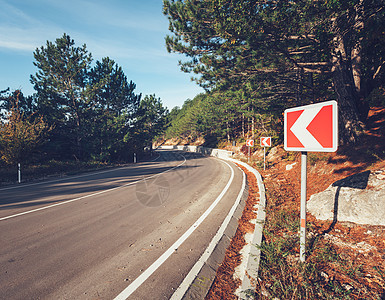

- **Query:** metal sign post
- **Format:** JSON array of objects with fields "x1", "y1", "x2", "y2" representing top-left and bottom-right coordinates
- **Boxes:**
[
  {"x1": 284, "y1": 101, "x2": 338, "y2": 263},
  {"x1": 260, "y1": 137, "x2": 271, "y2": 171},
  {"x1": 246, "y1": 139, "x2": 254, "y2": 163},
  {"x1": 263, "y1": 147, "x2": 266, "y2": 170},
  {"x1": 300, "y1": 152, "x2": 307, "y2": 262}
]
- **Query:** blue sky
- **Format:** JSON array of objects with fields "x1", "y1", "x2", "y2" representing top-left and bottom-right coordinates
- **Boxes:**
[{"x1": 0, "y1": 0, "x2": 203, "y2": 109}]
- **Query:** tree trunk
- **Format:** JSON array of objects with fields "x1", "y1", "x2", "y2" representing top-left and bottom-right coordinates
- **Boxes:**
[
  {"x1": 247, "y1": 107, "x2": 250, "y2": 137},
  {"x1": 351, "y1": 0, "x2": 364, "y2": 97},
  {"x1": 74, "y1": 106, "x2": 83, "y2": 160},
  {"x1": 297, "y1": 68, "x2": 304, "y2": 104},
  {"x1": 331, "y1": 24, "x2": 364, "y2": 144},
  {"x1": 251, "y1": 113, "x2": 255, "y2": 137},
  {"x1": 226, "y1": 119, "x2": 230, "y2": 143}
]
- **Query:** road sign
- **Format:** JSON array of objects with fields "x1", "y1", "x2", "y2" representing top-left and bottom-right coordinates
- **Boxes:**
[
  {"x1": 246, "y1": 139, "x2": 254, "y2": 147},
  {"x1": 260, "y1": 137, "x2": 271, "y2": 147},
  {"x1": 284, "y1": 100, "x2": 338, "y2": 152},
  {"x1": 260, "y1": 137, "x2": 271, "y2": 170},
  {"x1": 284, "y1": 100, "x2": 338, "y2": 262}
]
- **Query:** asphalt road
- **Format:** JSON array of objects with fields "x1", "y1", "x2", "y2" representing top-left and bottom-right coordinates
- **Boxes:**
[{"x1": 0, "y1": 150, "x2": 243, "y2": 299}]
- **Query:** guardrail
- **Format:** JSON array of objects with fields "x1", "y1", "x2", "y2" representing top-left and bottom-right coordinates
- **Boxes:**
[{"x1": 158, "y1": 145, "x2": 233, "y2": 160}]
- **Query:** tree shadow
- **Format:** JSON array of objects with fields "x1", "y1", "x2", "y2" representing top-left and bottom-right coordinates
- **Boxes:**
[
  {"x1": 328, "y1": 107, "x2": 385, "y2": 171},
  {"x1": 323, "y1": 170, "x2": 370, "y2": 234},
  {"x1": 0, "y1": 151, "x2": 204, "y2": 209}
]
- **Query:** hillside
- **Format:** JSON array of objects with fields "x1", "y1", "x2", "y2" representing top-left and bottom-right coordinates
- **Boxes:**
[{"x1": 207, "y1": 107, "x2": 385, "y2": 299}]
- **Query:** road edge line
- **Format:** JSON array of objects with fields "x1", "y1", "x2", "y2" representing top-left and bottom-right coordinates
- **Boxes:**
[
  {"x1": 158, "y1": 146, "x2": 266, "y2": 299},
  {"x1": 113, "y1": 160, "x2": 235, "y2": 300},
  {"x1": 170, "y1": 164, "x2": 247, "y2": 300}
]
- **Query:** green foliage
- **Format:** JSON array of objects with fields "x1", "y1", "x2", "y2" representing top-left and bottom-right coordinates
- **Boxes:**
[
  {"x1": 84, "y1": 57, "x2": 141, "y2": 162},
  {"x1": 1, "y1": 34, "x2": 167, "y2": 166},
  {"x1": 129, "y1": 94, "x2": 168, "y2": 148},
  {"x1": 26, "y1": 33, "x2": 162, "y2": 163},
  {"x1": 258, "y1": 234, "x2": 357, "y2": 299},
  {"x1": 164, "y1": 90, "x2": 282, "y2": 147},
  {"x1": 308, "y1": 152, "x2": 330, "y2": 166},
  {"x1": 164, "y1": 94, "x2": 206, "y2": 141},
  {"x1": 283, "y1": 151, "x2": 299, "y2": 162},
  {"x1": 0, "y1": 89, "x2": 36, "y2": 119},
  {"x1": 163, "y1": 0, "x2": 385, "y2": 144},
  {"x1": 30, "y1": 33, "x2": 94, "y2": 159},
  {"x1": 0, "y1": 92, "x2": 52, "y2": 165}
]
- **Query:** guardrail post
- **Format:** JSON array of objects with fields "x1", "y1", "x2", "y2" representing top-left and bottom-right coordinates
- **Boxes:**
[{"x1": 18, "y1": 163, "x2": 21, "y2": 183}]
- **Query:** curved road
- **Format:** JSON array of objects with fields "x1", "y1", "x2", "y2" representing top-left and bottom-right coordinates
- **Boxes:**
[{"x1": 0, "y1": 150, "x2": 243, "y2": 299}]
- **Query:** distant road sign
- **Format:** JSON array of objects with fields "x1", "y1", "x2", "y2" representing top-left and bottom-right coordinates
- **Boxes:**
[
  {"x1": 260, "y1": 137, "x2": 271, "y2": 147},
  {"x1": 246, "y1": 139, "x2": 254, "y2": 147},
  {"x1": 284, "y1": 100, "x2": 338, "y2": 152}
]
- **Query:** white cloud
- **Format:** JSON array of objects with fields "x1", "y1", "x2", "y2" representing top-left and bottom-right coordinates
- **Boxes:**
[
  {"x1": 0, "y1": 1, "x2": 65, "y2": 52},
  {"x1": 0, "y1": 0, "x2": 169, "y2": 55},
  {"x1": 0, "y1": 0, "x2": 39, "y2": 26},
  {"x1": 0, "y1": 39, "x2": 35, "y2": 51},
  {"x1": 0, "y1": 25, "x2": 67, "y2": 52},
  {"x1": 32, "y1": 0, "x2": 168, "y2": 33}
]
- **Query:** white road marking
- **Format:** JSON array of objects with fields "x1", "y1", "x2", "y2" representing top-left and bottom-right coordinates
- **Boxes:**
[
  {"x1": 113, "y1": 160, "x2": 235, "y2": 300},
  {"x1": 0, "y1": 155, "x2": 186, "y2": 222},
  {"x1": 170, "y1": 166, "x2": 246, "y2": 299}
]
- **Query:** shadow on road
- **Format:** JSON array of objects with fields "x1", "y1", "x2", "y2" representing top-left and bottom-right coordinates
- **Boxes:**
[{"x1": 0, "y1": 151, "x2": 204, "y2": 210}]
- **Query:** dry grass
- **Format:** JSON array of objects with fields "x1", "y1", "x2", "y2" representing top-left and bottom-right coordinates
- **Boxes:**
[{"x1": 207, "y1": 107, "x2": 385, "y2": 299}]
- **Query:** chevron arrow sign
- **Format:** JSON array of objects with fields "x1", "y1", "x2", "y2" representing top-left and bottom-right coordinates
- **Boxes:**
[
  {"x1": 260, "y1": 137, "x2": 271, "y2": 147},
  {"x1": 284, "y1": 100, "x2": 338, "y2": 152}
]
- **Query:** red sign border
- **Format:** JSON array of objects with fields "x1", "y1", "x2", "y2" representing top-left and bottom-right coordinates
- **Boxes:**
[
  {"x1": 246, "y1": 139, "x2": 254, "y2": 147},
  {"x1": 284, "y1": 100, "x2": 338, "y2": 152},
  {"x1": 260, "y1": 137, "x2": 271, "y2": 147}
]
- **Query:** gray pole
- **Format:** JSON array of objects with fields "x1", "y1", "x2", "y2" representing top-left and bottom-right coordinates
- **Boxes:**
[
  {"x1": 134, "y1": 153, "x2": 137, "y2": 164},
  {"x1": 18, "y1": 163, "x2": 21, "y2": 184},
  {"x1": 263, "y1": 147, "x2": 266, "y2": 171},
  {"x1": 300, "y1": 152, "x2": 307, "y2": 262}
]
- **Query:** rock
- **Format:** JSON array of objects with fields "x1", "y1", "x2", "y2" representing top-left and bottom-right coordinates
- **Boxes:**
[
  {"x1": 308, "y1": 170, "x2": 385, "y2": 226},
  {"x1": 320, "y1": 271, "x2": 329, "y2": 281},
  {"x1": 286, "y1": 162, "x2": 297, "y2": 171},
  {"x1": 375, "y1": 170, "x2": 385, "y2": 180},
  {"x1": 266, "y1": 146, "x2": 285, "y2": 163},
  {"x1": 252, "y1": 149, "x2": 264, "y2": 160}
]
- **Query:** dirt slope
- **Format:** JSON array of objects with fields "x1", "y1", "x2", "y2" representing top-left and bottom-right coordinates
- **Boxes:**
[{"x1": 207, "y1": 107, "x2": 385, "y2": 299}]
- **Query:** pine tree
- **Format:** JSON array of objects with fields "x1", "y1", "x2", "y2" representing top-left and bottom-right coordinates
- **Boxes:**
[
  {"x1": 31, "y1": 33, "x2": 93, "y2": 159},
  {"x1": 87, "y1": 57, "x2": 141, "y2": 161},
  {"x1": 130, "y1": 95, "x2": 168, "y2": 149},
  {"x1": 163, "y1": 0, "x2": 385, "y2": 144}
]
